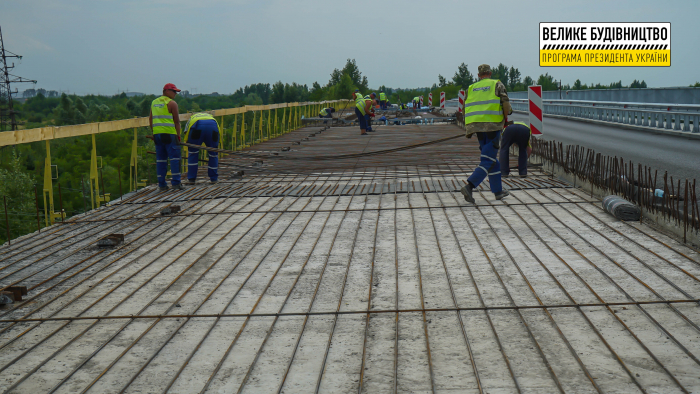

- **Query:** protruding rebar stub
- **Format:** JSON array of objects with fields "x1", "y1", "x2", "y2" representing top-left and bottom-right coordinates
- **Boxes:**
[
  {"x1": 281, "y1": 147, "x2": 290, "y2": 152},
  {"x1": 232, "y1": 170, "x2": 244, "y2": 179}
]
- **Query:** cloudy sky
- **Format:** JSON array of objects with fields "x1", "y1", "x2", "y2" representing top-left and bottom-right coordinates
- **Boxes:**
[{"x1": 2, "y1": 0, "x2": 697, "y2": 95}]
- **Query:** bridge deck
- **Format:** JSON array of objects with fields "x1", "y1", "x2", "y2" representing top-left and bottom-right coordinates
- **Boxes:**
[{"x1": 1, "y1": 122, "x2": 700, "y2": 393}]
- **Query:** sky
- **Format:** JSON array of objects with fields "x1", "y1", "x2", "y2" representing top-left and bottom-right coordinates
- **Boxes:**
[{"x1": 2, "y1": 0, "x2": 698, "y2": 95}]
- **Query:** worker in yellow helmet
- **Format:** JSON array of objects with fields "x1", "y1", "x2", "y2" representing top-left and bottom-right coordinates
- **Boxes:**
[
  {"x1": 183, "y1": 112, "x2": 220, "y2": 184},
  {"x1": 149, "y1": 83, "x2": 183, "y2": 192}
]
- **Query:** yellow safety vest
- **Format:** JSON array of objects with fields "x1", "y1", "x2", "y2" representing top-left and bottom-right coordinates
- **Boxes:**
[
  {"x1": 355, "y1": 93, "x2": 367, "y2": 116},
  {"x1": 413, "y1": 96, "x2": 419, "y2": 102},
  {"x1": 183, "y1": 112, "x2": 218, "y2": 141},
  {"x1": 464, "y1": 79, "x2": 503, "y2": 125},
  {"x1": 379, "y1": 92, "x2": 387, "y2": 101},
  {"x1": 151, "y1": 96, "x2": 176, "y2": 134},
  {"x1": 319, "y1": 108, "x2": 329, "y2": 117}
]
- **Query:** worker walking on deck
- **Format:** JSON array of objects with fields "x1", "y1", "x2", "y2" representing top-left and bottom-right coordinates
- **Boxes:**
[
  {"x1": 354, "y1": 90, "x2": 372, "y2": 135},
  {"x1": 379, "y1": 91, "x2": 388, "y2": 110},
  {"x1": 150, "y1": 83, "x2": 184, "y2": 192},
  {"x1": 184, "y1": 112, "x2": 220, "y2": 184},
  {"x1": 460, "y1": 64, "x2": 512, "y2": 203},
  {"x1": 500, "y1": 121, "x2": 533, "y2": 178}
]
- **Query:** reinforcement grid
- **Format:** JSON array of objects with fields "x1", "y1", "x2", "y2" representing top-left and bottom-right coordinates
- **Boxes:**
[{"x1": 1, "y1": 123, "x2": 700, "y2": 393}]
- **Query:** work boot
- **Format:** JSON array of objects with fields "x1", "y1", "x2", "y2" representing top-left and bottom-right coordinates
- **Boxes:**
[
  {"x1": 502, "y1": 173, "x2": 510, "y2": 178},
  {"x1": 519, "y1": 174, "x2": 527, "y2": 178},
  {"x1": 158, "y1": 185, "x2": 169, "y2": 192},
  {"x1": 172, "y1": 184, "x2": 185, "y2": 191},
  {"x1": 210, "y1": 180, "x2": 218, "y2": 184},
  {"x1": 494, "y1": 190, "x2": 510, "y2": 200},
  {"x1": 186, "y1": 179, "x2": 196, "y2": 185},
  {"x1": 460, "y1": 184, "x2": 475, "y2": 203}
]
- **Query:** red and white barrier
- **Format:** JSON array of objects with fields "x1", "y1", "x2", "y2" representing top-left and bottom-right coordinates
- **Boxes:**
[
  {"x1": 440, "y1": 92, "x2": 445, "y2": 109},
  {"x1": 457, "y1": 90, "x2": 465, "y2": 113},
  {"x1": 419, "y1": 96, "x2": 423, "y2": 107},
  {"x1": 528, "y1": 85, "x2": 543, "y2": 135},
  {"x1": 428, "y1": 93, "x2": 433, "y2": 106}
]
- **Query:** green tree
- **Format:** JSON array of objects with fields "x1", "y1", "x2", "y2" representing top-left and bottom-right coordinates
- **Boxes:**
[
  {"x1": 0, "y1": 150, "x2": 36, "y2": 244},
  {"x1": 536, "y1": 73, "x2": 559, "y2": 90},
  {"x1": 452, "y1": 63, "x2": 474, "y2": 89},
  {"x1": 523, "y1": 76, "x2": 534, "y2": 87},
  {"x1": 508, "y1": 67, "x2": 521, "y2": 91},
  {"x1": 492, "y1": 63, "x2": 509, "y2": 87},
  {"x1": 438, "y1": 74, "x2": 447, "y2": 87}
]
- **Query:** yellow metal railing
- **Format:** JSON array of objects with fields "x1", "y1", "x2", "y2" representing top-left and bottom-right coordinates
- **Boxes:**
[{"x1": 1, "y1": 99, "x2": 350, "y2": 224}]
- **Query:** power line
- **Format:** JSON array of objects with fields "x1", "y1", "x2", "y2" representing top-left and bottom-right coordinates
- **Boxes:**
[{"x1": 0, "y1": 25, "x2": 37, "y2": 132}]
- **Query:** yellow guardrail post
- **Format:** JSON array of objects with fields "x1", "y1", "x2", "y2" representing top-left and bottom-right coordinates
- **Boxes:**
[
  {"x1": 242, "y1": 112, "x2": 247, "y2": 148},
  {"x1": 274, "y1": 108, "x2": 278, "y2": 137},
  {"x1": 90, "y1": 134, "x2": 110, "y2": 208},
  {"x1": 233, "y1": 113, "x2": 238, "y2": 151},
  {"x1": 258, "y1": 109, "x2": 264, "y2": 142},
  {"x1": 42, "y1": 141, "x2": 64, "y2": 225},
  {"x1": 281, "y1": 107, "x2": 286, "y2": 134}
]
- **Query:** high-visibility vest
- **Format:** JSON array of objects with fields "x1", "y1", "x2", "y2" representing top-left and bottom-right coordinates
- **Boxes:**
[
  {"x1": 413, "y1": 96, "x2": 419, "y2": 102},
  {"x1": 151, "y1": 96, "x2": 176, "y2": 134},
  {"x1": 464, "y1": 79, "x2": 504, "y2": 125},
  {"x1": 355, "y1": 94, "x2": 367, "y2": 116},
  {"x1": 184, "y1": 112, "x2": 218, "y2": 141},
  {"x1": 319, "y1": 108, "x2": 329, "y2": 117},
  {"x1": 379, "y1": 92, "x2": 387, "y2": 101}
]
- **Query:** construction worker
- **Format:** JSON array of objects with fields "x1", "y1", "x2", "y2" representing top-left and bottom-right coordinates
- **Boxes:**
[
  {"x1": 319, "y1": 107, "x2": 335, "y2": 124},
  {"x1": 354, "y1": 90, "x2": 371, "y2": 135},
  {"x1": 412, "y1": 96, "x2": 420, "y2": 109},
  {"x1": 364, "y1": 93, "x2": 377, "y2": 132},
  {"x1": 379, "y1": 91, "x2": 388, "y2": 110},
  {"x1": 183, "y1": 112, "x2": 220, "y2": 184},
  {"x1": 500, "y1": 121, "x2": 533, "y2": 178},
  {"x1": 150, "y1": 83, "x2": 184, "y2": 192},
  {"x1": 460, "y1": 64, "x2": 512, "y2": 203}
]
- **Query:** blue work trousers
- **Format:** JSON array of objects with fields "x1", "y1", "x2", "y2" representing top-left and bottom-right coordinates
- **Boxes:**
[
  {"x1": 499, "y1": 124, "x2": 530, "y2": 176},
  {"x1": 355, "y1": 108, "x2": 368, "y2": 130},
  {"x1": 467, "y1": 131, "x2": 502, "y2": 194},
  {"x1": 186, "y1": 120, "x2": 219, "y2": 181},
  {"x1": 365, "y1": 114, "x2": 373, "y2": 131},
  {"x1": 154, "y1": 133, "x2": 181, "y2": 187},
  {"x1": 380, "y1": 100, "x2": 387, "y2": 110}
]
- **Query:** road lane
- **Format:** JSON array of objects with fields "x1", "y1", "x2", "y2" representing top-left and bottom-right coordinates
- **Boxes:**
[{"x1": 510, "y1": 112, "x2": 700, "y2": 182}]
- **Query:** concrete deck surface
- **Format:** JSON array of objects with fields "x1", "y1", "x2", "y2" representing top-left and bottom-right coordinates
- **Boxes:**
[{"x1": 1, "y1": 122, "x2": 700, "y2": 393}]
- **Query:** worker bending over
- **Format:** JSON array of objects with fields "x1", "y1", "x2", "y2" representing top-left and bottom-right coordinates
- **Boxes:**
[
  {"x1": 412, "y1": 96, "x2": 420, "y2": 109},
  {"x1": 460, "y1": 64, "x2": 512, "y2": 203},
  {"x1": 354, "y1": 90, "x2": 372, "y2": 135},
  {"x1": 500, "y1": 122, "x2": 533, "y2": 177},
  {"x1": 364, "y1": 93, "x2": 377, "y2": 132},
  {"x1": 184, "y1": 112, "x2": 220, "y2": 184},
  {"x1": 379, "y1": 91, "x2": 388, "y2": 110},
  {"x1": 319, "y1": 107, "x2": 335, "y2": 124},
  {"x1": 150, "y1": 83, "x2": 184, "y2": 192}
]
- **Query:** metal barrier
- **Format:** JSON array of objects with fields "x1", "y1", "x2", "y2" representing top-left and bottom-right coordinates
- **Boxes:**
[
  {"x1": 511, "y1": 98, "x2": 700, "y2": 133},
  {"x1": 0, "y1": 99, "x2": 351, "y2": 228}
]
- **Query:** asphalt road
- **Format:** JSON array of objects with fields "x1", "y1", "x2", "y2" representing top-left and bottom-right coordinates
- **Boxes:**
[{"x1": 510, "y1": 112, "x2": 700, "y2": 183}]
